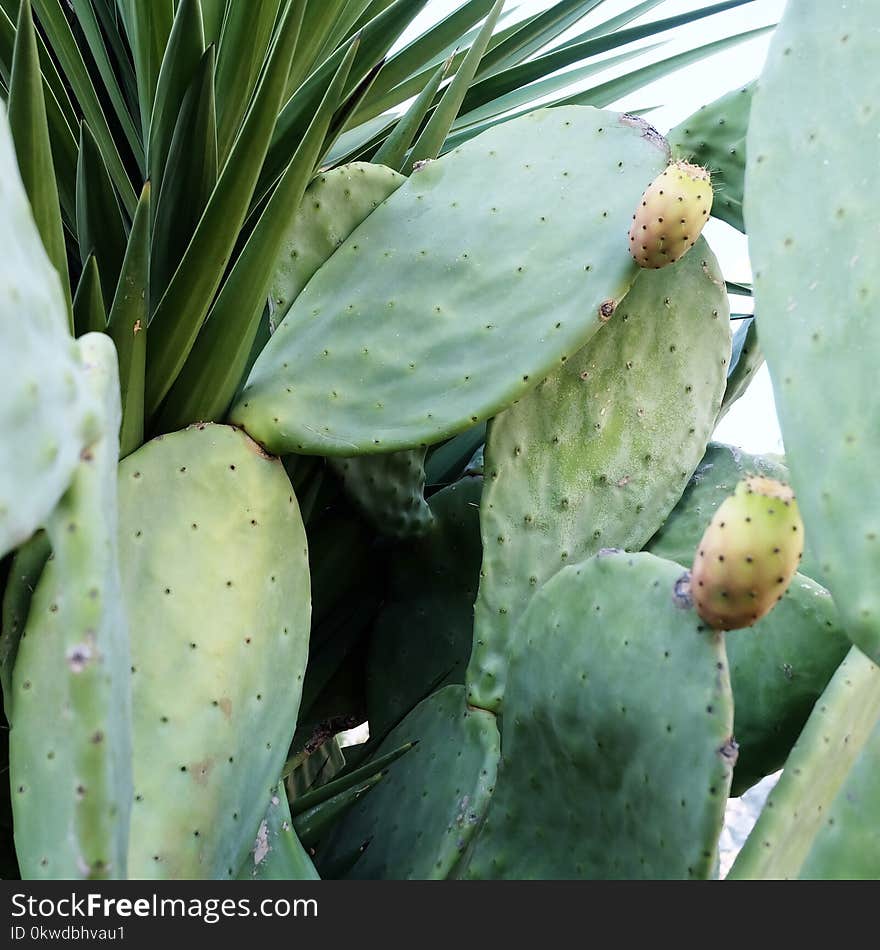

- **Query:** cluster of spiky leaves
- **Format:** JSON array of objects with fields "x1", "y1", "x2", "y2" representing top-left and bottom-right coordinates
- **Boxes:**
[{"x1": 6, "y1": 0, "x2": 880, "y2": 885}]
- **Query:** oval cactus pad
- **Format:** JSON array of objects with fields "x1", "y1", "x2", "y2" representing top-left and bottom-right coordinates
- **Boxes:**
[{"x1": 230, "y1": 106, "x2": 670, "y2": 455}]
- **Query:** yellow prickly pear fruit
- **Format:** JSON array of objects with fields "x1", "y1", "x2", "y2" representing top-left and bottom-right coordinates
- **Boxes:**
[
  {"x1": 628, "y1": 161, "x2": 713, "y2": 269},
  {"x1": 691, "y1": 476, "x2": 804, "y2": 631}
]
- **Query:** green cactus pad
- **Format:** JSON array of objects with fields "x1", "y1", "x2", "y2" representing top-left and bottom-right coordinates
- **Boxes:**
[
  {"x1": 720, "y1": 318, "x2": 762, "y2": 419},
  {"x1": 237, "y1": 784, "x2": 319, "y2": 881},
  {"x1": 366, "y1": 476, "x2": 483, "y2": 738},
  {"x1": 268, "y1": 161, "x2": 405, "y2": 327},
  {"x1": 646, "y1": 442, "x2": 822, "y2": 584},
  {"x1": 798, "y1": 714, "x2": 880, "y2": 878},
  {"x1": 668, "y1": 84, "x2": 752, "y2": 232},
  {"x1": 329, "y1": 448, "x2": 433, "y2": 539},
  {"x1": 10, "y1": 333, "x2": 132, "y2": 880},
  {"x1": 730, "y1": 646, "x2": 880, "y2": 879},
  {"x1": 321, "y1": 685, "x2": 500, "y2": 879},
  {"x1": 727, "y1": 574, "x2": 850, "y2": 795},
  {"x1": 461, "y1": 552, "x2": 734, "y2": 879},
  {"x1": 266, "y1": 159, "x2": 430, "y2": 536},
  {"x1": 745, "y1": 0, "x2": 880, "y2": 662},
  {"x1": 0, "y1": 106, "x2": 97, "y2": 561},
  {"x1": 0, "y1": 531, "x2": 50, "y2": 717},
  {"x1": 120, "y1": 423, "x2": 311, "y2": 879},
  {"x1": 230, "y1": 106, "x2": 670, "y2": 455},
  {"x1": 467, "y1": 239, "x2": 730, "y2": 712}
]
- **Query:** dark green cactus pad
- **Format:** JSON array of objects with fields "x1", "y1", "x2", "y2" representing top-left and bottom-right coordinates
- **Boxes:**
[
  {"x1": 460, "y1": 552, "x2": 734, "y2": 879},
  {"x1": 230, "y1": 106, "x2": 670, "y2": 455},
  {"x1": 237, "y1": 784, "x2": 319, "y2": 881},
  {"x1": 366, "y1": 476, "x2": 483, "y2": 738},
  {"x1": 119, "y1": 424, "x2": 311, "y2": 879},
  {"x1": 646, "y1": 442, "x2": 822, "y2": 584},
  {"x1": 727, "y1": 574, "x2": 850, "y2": 795},
  {"x1": 321, "y1": 685, "x2": 499, "y2": 879},
  {"x1": 720, "y1": 317, "x2": 762, "y2": 419},
  {"x1": 0, "y1": 107, "x2": 98, "y2": 561},
  {"x1": 745, "y1": 0, "x2": 880, "y2": 663},
  {"x1": 730, "y1": 647, "x2": 880, "y2": 879},
  {"x1": 329, "y1": 447, "x2": 433, "y2": 539},
  {"x1": 10, "y1": 334, "x2": 132, "y2": 879},
  {"x1": 0, "y1": 531, "x2": 50, "y2": 717},
  {"x1": 668, "y1": 83, "x2": 752, "y2": 233},
  {"x1": 467, "y1": 239, "x2": 730, "y2": 712}
]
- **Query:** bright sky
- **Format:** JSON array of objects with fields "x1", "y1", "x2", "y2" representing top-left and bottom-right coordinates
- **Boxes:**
[{"x1": 402, "y1": 0, "x2": 787, "y2": 454}]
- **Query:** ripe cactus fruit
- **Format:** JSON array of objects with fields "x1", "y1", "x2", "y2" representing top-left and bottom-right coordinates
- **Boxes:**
[
  {"x1": 691, "y1": 476, "x2": 804, "y2": 630},
  {"x1": 628, "y1": 161, "x2": 713, "y2": 269}
]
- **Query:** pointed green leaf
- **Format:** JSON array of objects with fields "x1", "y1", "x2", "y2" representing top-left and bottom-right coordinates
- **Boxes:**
[
  {"x1": 107, "y1": 182, "x2": 149, "y2": 457},
  {"x1": 264, "y1": 0, "x2": 429, "y2": 193},
  {"x1": 215, "y1": 0, "x2": 286, "y2": 161},
  {"x1": 285, "y1": 0, "x2": 344, "y2": 96},
  {"x1": 403, "y1": 0, "x2": 503, "y2": 175},
  {"x1": 144, "y1": 0, "x2": 302, "y2": 418},
  {"x1": 198, "y1": 0, "x2": 225, "y2": 47},
  {"x1": 70, "y1": 0, "x2": 144, "y2": 170},
  {"x1": 476, "y1": 0, "x2": 606, "y2": 77},
  {"x1": 459, "y1": 0, "x2": 761, "y2": 116},
  {"x1": 8, "y1": 0, "x2": 71, "y2": 327},
  {"x1": 156, "y1": 40, "x2": 356, "y2": 430},
  {"x1": 31, "y1": 0, "x2": 136, "y2": 214},
  {"x1": 358, "y1": 0, "x2": 494, "y2": 107},
  {"x1": 148, "y1": 0, "x2": 205, "y2": 217},
  {"x1": 72, "y1": 254, "x2": 106, "y2": 336},
  {"x1": 118, "y1": 0, "x2": 174, "y2": 141},
  {"x1": 150, "y1": 44, "x2": 217, "y2": 309},
  {"x1": 76, "y1": 122, "x2": 128, "y2": 311},
  {"x1": 0, "y1": 5, "x2": 78, "y2": 226},
  {"x1": 372, "y1": 56, "x2": 449, "y2": 170}
]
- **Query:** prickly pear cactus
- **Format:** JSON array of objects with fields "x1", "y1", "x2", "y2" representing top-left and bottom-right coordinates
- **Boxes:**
[
  {"x1": 268, "y1": 162, "x2": 405, "y2": 328},
  {"x1": 690, "y1": 476, "x2": 804, "y2": 631},
  {"x1": 745, "y1": 0, "x2": 880, "y2": 662},
  {"x1": 461, "y1": 552, "x2": 735, "y2": 879},
  {"x1": 366, "y1": 476, "x2": 483, "y2": 737},
  {"x1": 231, "y1": 106, "x2": 670, "y2": 455},
  {"x1": 0, "y1": 105, "x2": 98, "y2": 561},
  {"x1": 119, "y1": 424, "x2": 311, "y2": 879},
  {"x1": 668, "y1": 84, "x2": 752, "y2": 232},
  {"x1": 726, "y1": 574, "x2": 849, "y2": 795},
  {"x1": 468, "y1": 238, "x2": 730, "y2": 712},
  {"x1": 0, "y1": 531, "x2": 50, "y2": 716},
  {"x1": 730, "y1": 647, "x2": 880, "y2": 880},
  {"x1": 238, "y1": 783, "x2": 319, "y2": 881},
  {"x1": 628, "y1": 161, "x2": 713, "y2": 268},
  {"x1": 322, "y1": 685, "x2": 500, "y2": 879},
  {"x1": 10, "y1": 333, "x2": 132, "y2": 880}
]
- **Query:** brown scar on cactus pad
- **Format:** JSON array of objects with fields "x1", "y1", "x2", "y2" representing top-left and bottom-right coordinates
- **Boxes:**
[
  {"x1": 629, "y1": 161, "x2": 714, "y2": 269},
  {"x1": 690, "y1": 476, "x2": 804, "y2": 631}
]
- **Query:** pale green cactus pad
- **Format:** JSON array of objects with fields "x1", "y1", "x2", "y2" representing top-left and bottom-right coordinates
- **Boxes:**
[
  {"x1": 0, "y1": 105, "x2": 97, "y2": 561},
  {"x1": 730, "y1": 646, "x2": 880, "y2": 879},
  {"x1": 230, "y1": 106, "x2": 670, "y2": 455},
  {"x1": 745, "y1": 0, "x2": 880, "y2": 662},
  {"x1": 120, "y1": 424, "x2": 311, "y2": 879},
  {"x1": 10, "y1": 333, "x2": 132, "y2": 880},
  {"x1": 237, "y1": 783, "x2": 319, "y2": 881},
  {"x1": 467, "y1": 238, "x2": 730, "y2": 712}
]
